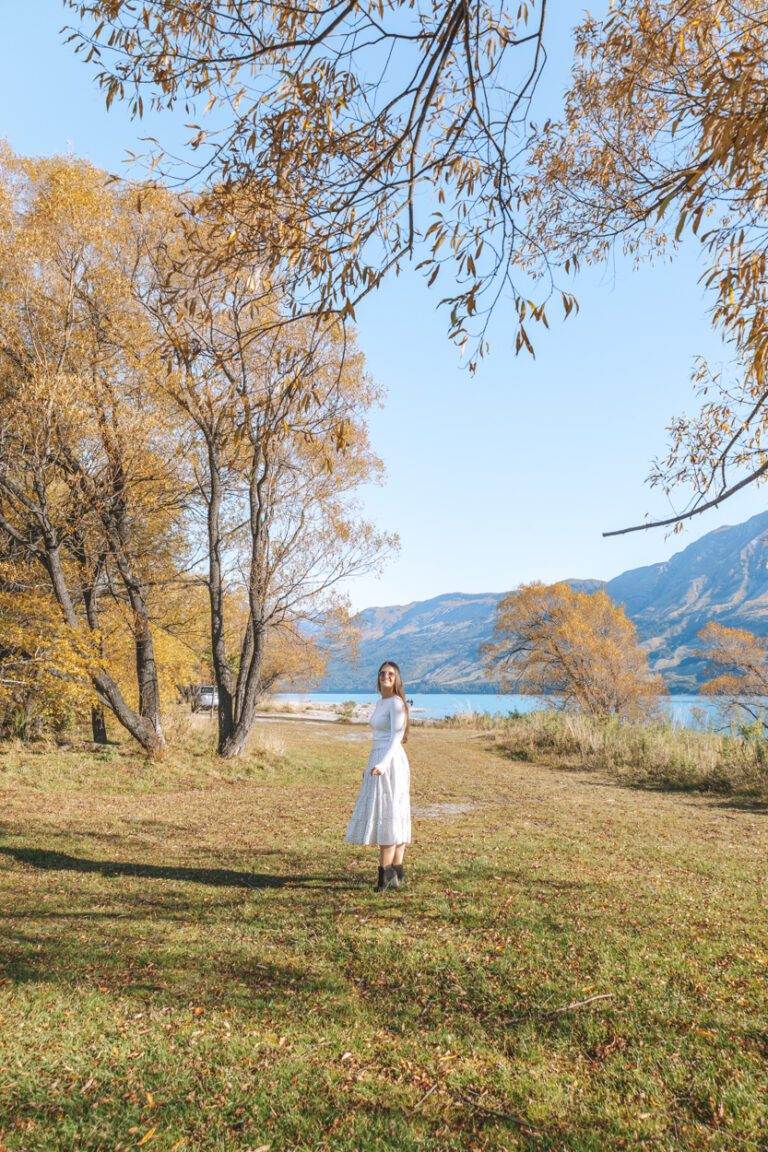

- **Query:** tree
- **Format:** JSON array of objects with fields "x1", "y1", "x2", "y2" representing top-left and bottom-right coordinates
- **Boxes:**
[
  {"x1": 0, "y1": 552, "x2": 205, "y2": 744},
  {"x1": 699, "y1": 622, "x2": 768, "y2": 729},
  {"x1": 138, "y1": 209, "x2": 393, "y2": 756},
  {"x1": 0, "y1": 150, "x2": 194, "y2": 753},
  {"x1": 529, "y1": 1, "x2": 768, "y2": 532},
  {"x1": 484, "y1": 581, "x2": 664, "y2": 718},
  {"x1": 0, "y1": 148, "x2": 388, "y2": 753},
  {"x1": 64, "y1": 0, "x2": 569, "y2": 366}
]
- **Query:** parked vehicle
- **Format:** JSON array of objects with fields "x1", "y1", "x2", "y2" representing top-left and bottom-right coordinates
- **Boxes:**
[{"x1": 191, "y1": 684, "x2": 219, "y2": 712}]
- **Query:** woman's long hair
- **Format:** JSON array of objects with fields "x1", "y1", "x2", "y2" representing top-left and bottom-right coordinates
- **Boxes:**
[{"x1": 376, "y1": 660, "x2": 409, "y2": 744}]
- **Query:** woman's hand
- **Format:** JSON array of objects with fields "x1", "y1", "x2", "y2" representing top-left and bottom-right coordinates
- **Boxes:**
[{"x1": 370, "y1": 763, "x2": 385, "y2": 776}]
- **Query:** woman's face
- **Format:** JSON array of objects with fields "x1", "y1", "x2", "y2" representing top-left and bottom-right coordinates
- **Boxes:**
[{"x1": 378, "y1": 665, "x2": 396, "y2": 695}]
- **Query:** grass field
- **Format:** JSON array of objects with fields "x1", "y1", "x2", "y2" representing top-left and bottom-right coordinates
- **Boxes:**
[{"x1": 1, "y1": 718, "x2": 767, "y2": 1151}]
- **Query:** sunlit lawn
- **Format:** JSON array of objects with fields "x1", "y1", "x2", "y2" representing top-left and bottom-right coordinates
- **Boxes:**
[{"x1": 1, "y1": 718, "x2": 766, "y2": 1150}]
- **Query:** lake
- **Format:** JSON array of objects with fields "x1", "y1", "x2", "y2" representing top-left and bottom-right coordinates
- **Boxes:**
[{"x1": 274, "y1": 691, "x2": 729, "y2": 730}]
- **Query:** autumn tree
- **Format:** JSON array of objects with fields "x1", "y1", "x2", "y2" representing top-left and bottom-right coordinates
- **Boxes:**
[
  {"x1": 0, "y1": 552, "x2": 204, "y2": 744},
  {"x1": 529, "y1": 1, "x2": 768, "y2": 531},
  {"x1": 485, "y1": 581, "x2": 664, "y2": 718},
  {"x1": 0, "y1": 146, "x2": 386, "y2": 754},
  {"x1": 136, "y1": 205, "x2": 392, "y2": 757},
  {"x1": 0, "y1": 150, "x2": 195, "y2": 753},
  {"x1": 64, "y1": 0, "x2": 570, "y2": 365},
  {"x1": 0, "y1": 555, "x2": 93, "y2": 740},
  {"x1": 699, "y1": 622, "x2": 768, "y2": 729}
]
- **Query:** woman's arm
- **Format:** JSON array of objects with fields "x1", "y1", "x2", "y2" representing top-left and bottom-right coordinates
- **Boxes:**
[{"x1": 370, "y1": 697, "x2": 407, "y2": 774}]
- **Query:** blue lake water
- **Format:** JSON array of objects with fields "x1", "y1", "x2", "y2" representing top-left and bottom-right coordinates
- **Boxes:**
[{"x1": 274, "y1": 692, "x2": 728, "y2": 730}]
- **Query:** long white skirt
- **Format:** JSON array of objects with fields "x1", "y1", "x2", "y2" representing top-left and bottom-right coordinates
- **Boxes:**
[{"x1": 346, "y1": 740, "x2": 412, "y2": 845}]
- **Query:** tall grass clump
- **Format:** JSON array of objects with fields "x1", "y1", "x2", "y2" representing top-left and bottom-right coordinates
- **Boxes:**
[
  {"x1": 334, "y1": 699, "x2": 358, "y2": 722},
  {"x1": 439, "y1": 709, "x2": 514, "y2": 731},
  {"x1": 445, "y1": 709, "x2": 768, "y2": 796}
]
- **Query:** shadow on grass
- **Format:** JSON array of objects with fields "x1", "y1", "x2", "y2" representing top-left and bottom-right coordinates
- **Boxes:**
[
  {"x1": 598, "y1": 776, "x2": 768, "y2": 814},
  {"x1": 0, "y1": 846, "x2": 352, "y2": 890},
  {"x1": 708, "y1": 794, "x2": 768, "y2": 814},
  {"x1": 2, "y1": 925, "x2": 352, "y2": 1013}
]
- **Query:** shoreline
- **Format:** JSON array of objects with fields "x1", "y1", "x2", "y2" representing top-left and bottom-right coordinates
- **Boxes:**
[{"x1": 192, "y1": 700, "x2": 428, "y2": 726}]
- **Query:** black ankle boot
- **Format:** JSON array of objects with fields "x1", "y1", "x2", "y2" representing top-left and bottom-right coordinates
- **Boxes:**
[
  {"x1": 394, "y1": 863, "x2": 405, "y2": 885},
  {"x1": 376, "y1": 865, "x2": 400, "y2": 892}
]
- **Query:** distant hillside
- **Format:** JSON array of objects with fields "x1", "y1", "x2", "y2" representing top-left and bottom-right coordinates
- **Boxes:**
[
  {"x1": 317, "y1": 511, "x2": 768, "y2": 693},
  {"x1": 319, "y1": 592, "x2": 505, "y2": 692},
  {"x1": 605, "y1": 512, "x2": 768, "y2": 689}
]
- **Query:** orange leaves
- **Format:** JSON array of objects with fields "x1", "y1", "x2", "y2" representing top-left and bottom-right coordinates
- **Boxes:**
[
  {"x1": 0, "y1": 149, "x2": 208, "y2": 745},
  {"x1": 514, "y1": 323, "x2": 533, "y2": 357},
  {"x1": 485, "y1": 581, "x2": 664, "y2": 718},
  {"x1": 0, "y1": 562, "x2": 96, "y2": 732},
  {"x1": 698, "y1": 622, "x2": 768, "y2": 699}
]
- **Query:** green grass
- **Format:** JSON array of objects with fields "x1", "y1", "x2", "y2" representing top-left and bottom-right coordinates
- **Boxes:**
[{"x1": 1, "y1": 719, "x2": 767, "y2": 1150}]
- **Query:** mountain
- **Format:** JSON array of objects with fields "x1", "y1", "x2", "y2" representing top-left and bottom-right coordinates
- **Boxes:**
[
  {"x1": 320, "y1": 592, "x2": 505, "y2": 693},
  {"x1": 604, "y1": 512, "x2": 768, "y2": 688},
  {"x1": 317, "y1": 511, "x2": 768, "y2": 693}
]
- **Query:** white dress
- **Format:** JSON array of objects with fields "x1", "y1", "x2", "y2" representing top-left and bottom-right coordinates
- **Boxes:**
[{"x1": 346, "y1": 695, "x2": 411, "y2": 845}]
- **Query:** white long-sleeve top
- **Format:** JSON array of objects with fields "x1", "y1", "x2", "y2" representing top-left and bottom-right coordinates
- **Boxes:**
[{"x1": 371, "y1": 695, "x2": 407, "y2": 766}]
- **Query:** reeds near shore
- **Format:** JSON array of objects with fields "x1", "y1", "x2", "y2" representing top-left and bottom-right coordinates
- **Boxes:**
[{"x1": 441, "y1": 709, "x2": 768, "y2": 796}]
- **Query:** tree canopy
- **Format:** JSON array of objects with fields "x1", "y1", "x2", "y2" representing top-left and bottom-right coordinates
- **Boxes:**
[
  {"x1": 0, "y1": 148, "x2": 389, "y2": 753},
  {"x1": 530, "y1": 0, "x2": 768, "y2": 529},
  {"x1": 699, "y1": 622, "x2": 768, "y2": 728},
  {"x1": 65, "y1": 0, "x2": 768, "y2": 527},
  {"x1": 485, "y1": 581, "x2": 664, "y2": 718},
  {"x1": 65, "y1": 0, "x2": 567, "y2": 366}
]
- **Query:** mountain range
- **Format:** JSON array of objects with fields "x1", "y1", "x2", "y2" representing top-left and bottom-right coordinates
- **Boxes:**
[{"x1": 317, "y1": 511, "x2": 768, "y2": 693}]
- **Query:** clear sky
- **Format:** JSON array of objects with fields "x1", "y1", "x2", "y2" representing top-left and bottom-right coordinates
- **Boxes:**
[{"x1": 4, "y1": 1, "x2": 766, "y2": 611}]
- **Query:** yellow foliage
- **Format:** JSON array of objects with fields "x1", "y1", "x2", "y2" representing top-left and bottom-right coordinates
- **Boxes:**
[
  {"x1": 699, "y1": 622, "x2": 768, "y2": 699},
  {"x1": 66, "y1": 0, "x2": 553, "y2": 365},
  {"x1": 485, "y1": 581, "x2": 664, "y2": 719},
  {"x1": 94, "y1": 594, "x2": 207, "y2": 715},
  {"x1": 0, "y1": 564, "x2": 95, "y2": 736},
  {"x1": 0, "y1": 145, "x2": 386, "y2": 751},
  {"x1": 531, "y1": 1, "x2": 768, "y2": 522}
]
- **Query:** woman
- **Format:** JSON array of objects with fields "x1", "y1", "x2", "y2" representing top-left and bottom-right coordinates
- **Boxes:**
[{"x1": 346, "y1": 661, "x2": 412, "y2": 892}]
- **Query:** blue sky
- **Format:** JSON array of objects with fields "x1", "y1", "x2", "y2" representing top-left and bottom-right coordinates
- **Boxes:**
[{"x1": 4, "y1": 1, "x2": 766, "y2": 611}]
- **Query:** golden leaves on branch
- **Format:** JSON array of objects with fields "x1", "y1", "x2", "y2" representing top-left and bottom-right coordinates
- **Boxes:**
[
  {"x1": 484, "y1": 581, "x2": 664, "y2": 719},
  {"x1": 0, "y1": 150, "x2": 209, "y2": 746},
  {"x1": 0, "y1": 141, "x2": 391, "y2": 748},
  {"x1": 0, "y1": 563, "x2": 95, "y2": 738},
  {"x1": 699, "y1": 622, "x2": 768, "y2": 703},
  {"x1": 64, "y1": 0, "x2": 555, "y2": 364},
  {"x1": 530, "y1": 0, "x2": 768, "y2": 522}
]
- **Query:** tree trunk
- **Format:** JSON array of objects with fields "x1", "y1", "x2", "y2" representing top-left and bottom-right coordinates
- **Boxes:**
[
  {"x1": 205, "y1": 438, "x2": 235, "y2": 752},
  {"x1": 45, "y1": 543, "x2": 165, "y2": 755},
  {"x1": 92, "y1": 666, "x2": 165, "y2": 754},
  {"x1": 108, "y1": 559, "x2": 165, "y2": 748},
  {"x1": 218, "y1": 622, "x2": 266, "y2": 757},
  {"x1": 82, "y1": 575, "x2": 109, "y2": 745},
  {"x1": 233, "y1": 621, "x2": 254, "y2": 727},
  {"x1": 218, "y1": 444, "x2": 271, "y2": 759},
  {"x1": 90, "y1": 705, "x2": 108, "y2": 744},
  {"x1": 218, "y1": 725, "x2": 250, "y2": 759},
  {"x1": 96, "y1": 449, "x2": 166, "y2": 747},
  {"x1": 135, "y1": 621, "x2": 163, "y2": 724}
]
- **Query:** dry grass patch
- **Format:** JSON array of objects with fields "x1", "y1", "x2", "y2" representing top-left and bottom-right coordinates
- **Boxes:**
[{"x1": 442, "y1": 709, "x2": 768, "y2": 797}]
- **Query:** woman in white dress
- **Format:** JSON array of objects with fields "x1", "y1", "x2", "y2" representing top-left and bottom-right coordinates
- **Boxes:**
[{"x1": 346, "y1": 661, "x2": 411, "y2": 892}]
